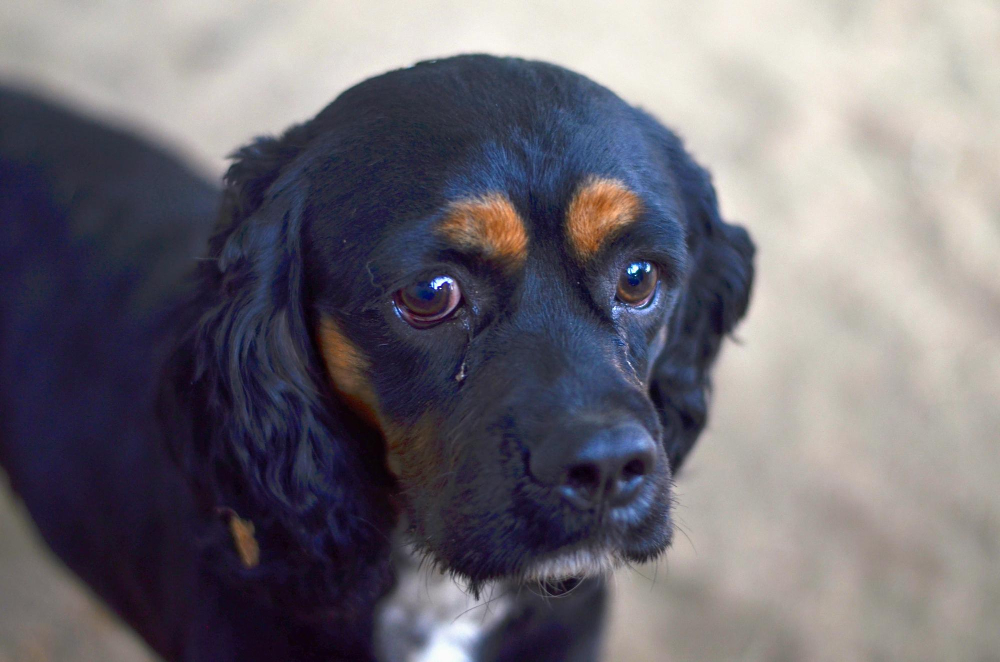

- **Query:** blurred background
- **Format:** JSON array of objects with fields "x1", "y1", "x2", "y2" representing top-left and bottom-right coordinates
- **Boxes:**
[{"x1": 1, "y1": 1, "x2": 998, "y2": 660}]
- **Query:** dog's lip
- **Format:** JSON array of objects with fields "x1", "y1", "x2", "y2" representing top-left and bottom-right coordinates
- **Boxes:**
[
  {"x1": 395, "y1": 464, "x2": 673, "y2": 584},
  {"x1": 515, "y1": 495, "x2": 673, "y2": 582}
]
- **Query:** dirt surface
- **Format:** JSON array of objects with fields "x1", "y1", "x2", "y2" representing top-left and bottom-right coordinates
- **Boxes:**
[{"x1": 2, "y1": 1, "x2": 998, "y2": 660}]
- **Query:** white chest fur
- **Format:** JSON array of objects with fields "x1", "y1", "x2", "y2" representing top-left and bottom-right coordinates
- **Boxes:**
[{"x1": 374, "y1": 548, "x2": 512, "y2": 662}]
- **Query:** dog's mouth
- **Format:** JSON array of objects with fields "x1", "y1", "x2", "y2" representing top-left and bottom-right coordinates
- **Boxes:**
[
  {"x1": 390, "y1": 478, "x2": 674, "y2": 592},
  {"x1": 425, "y1": 533, "x2": 660, "y2": 595},
  {"x1": 397, "y1": 540, "x2": 616, "y2": 602},
  {"x1": 400, "y1": 507, "x2": 670, "y2": 588}
]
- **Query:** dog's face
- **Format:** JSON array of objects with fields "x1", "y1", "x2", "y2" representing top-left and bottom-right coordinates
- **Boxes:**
[
  {"x1": 191, "y1": 56, "x2": 753, "y2": 590},
  {"x1": 317, "y1": 180, "x2": 678, "y2": 581}
]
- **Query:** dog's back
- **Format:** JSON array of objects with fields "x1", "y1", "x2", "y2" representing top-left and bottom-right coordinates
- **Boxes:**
[{"x1": 0, "y1": 88, "x2": 217, "y2": 656}]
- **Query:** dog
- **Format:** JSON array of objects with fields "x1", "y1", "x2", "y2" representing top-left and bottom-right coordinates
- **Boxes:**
[{"x1": 0, "y1": 55, "x2": 754, "y2": 661}]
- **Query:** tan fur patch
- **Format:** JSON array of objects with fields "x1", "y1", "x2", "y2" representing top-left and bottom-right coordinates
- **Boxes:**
[
  {"x1": 384, "y1": 414, "x2": 443, "y2": 488},
  {"x1": 317, "y1": 318, "x2": 444, "y2": 486},
  {"x1": 437, "y1": 193, "x2": 528, "y2": 267},
  {"x1": 228, "y1": 514, "x2": 260, "y2": 569},
  {"x1": 317, "y1": 317, "x2": 381, "y2": 428},
  {"x1": 565, "y1": 177, "x2": 643, "y2": 259}
]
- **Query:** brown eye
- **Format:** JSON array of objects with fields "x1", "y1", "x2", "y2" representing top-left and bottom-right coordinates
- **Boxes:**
[
  {"x1": 616, "y1": 261, "x2": 658, "y2": 307},
  {"x1": 394, "y1": 275, "x2": 462, "y2": 328}
]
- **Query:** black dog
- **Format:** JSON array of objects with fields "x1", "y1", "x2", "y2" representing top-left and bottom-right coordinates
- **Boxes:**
[{"x1": 0, "y1": 55, "x2": 754, "y2": 661}]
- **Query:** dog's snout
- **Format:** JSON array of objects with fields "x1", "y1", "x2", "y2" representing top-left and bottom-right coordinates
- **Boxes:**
[{"x1": 532, "y1": 424, "x2": 657, "y2": 511}]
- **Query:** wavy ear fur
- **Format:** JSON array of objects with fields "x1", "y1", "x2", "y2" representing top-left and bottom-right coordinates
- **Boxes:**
[
  {"x1": 162, "y1": 123, "x2": 393, "y2": 618},
  {"x1": 647, "y1": 128, "x2": 755, "y2": 472}
]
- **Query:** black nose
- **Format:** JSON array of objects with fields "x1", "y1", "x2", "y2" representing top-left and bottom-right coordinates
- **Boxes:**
[{"x1": 532, "y1": 424, "x2": 658, "y2": 510}]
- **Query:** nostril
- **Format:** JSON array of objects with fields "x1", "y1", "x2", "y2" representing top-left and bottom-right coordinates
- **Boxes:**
[
  {"x1": 565, "y1": 463, "x2": 602, "y2": 495},
  {"x1": 621, "y1": 457, "x2": 648, "y2": 481},
  {"x1": 611, "y1": 454, "x2": 651, "y2": 507}
]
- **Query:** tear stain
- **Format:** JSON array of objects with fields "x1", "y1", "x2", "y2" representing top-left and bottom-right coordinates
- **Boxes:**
[{"x1": 645, "y1": 324, "x2": 669, "y2": 384}]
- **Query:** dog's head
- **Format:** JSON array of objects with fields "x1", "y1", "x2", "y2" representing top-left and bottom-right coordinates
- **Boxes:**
[{"x1": 176, "y1": 56, "x2": 754, "y2": 592}]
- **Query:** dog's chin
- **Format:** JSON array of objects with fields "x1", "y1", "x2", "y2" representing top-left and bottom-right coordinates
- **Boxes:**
[
  {"x1": 401, "y1": 486, "x2": 675, "y2": 591},
  {"x1": 517, "y1": 535, "x2": 671, "y2": 583},
  {"x1": 406, "y1": 515, "x2": 674, "y2": 590},
  {"x1": 423, "y1": 546, "x2": 620, "y2": 600},
  {"x1": 519, "y1": 546, "x2": 624, "y2": 583},
  {"x1": 429, "y1": 538, "x2": 670, "y2": 598},
  {"x1": 512, "y1": 512, "x2": 676, "y2": 586}
]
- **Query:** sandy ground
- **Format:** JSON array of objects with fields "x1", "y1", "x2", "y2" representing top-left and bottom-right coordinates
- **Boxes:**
[{"x1": 1, "y1": 1, "x2": 999, "y2": 660}]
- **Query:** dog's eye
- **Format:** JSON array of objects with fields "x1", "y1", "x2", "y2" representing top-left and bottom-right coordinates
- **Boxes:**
[
  {"x1": 616, "y1": 261, "x2": 658, "y2": 308},
  {"x1": 394, "y1": 276, "x2": 462, "y2": 328}
]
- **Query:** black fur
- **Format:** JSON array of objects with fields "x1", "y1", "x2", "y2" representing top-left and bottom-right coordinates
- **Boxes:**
[
  {"x1": 0, "y1": 55, "x2": 754, "y2": 661},
  {"x1": 640, "y1": 116, "x2": 756, "y2": 470}
]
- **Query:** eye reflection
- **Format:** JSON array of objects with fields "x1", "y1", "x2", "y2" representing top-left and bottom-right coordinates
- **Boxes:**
[
  {"x1": 394, "y1": 275, "x2": 462, "y2": 328},
  {"x1": 616, "y1": 261, "x2": 658, "y2": 308}
]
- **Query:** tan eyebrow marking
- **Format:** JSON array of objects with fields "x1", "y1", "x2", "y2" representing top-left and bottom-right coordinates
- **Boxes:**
[
  {"x1": 565, "y1": 177, "x2": 643, "y2": 260},
  {"x1": 436, "y1": 193, "x2": 529, "y2": 267},
  {"x1": 317, "y1": 317, "x2": 381, "y2": 429}
]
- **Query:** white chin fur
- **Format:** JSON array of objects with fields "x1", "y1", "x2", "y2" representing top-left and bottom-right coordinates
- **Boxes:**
[{"x1": 520, "y1": 547, "x2": 621, "y2": 582}]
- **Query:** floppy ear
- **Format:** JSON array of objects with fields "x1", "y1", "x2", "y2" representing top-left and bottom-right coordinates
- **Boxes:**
[
  {"x1": 162, "y1": 124, "x2": 394, "y2": 612},
  {"x1": 647, "y1": 130, "x2": 755, "y2": 472}
]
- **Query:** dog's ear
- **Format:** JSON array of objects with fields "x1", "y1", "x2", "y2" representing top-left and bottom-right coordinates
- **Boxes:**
[
  {"x1": 646, "y1": 127, "x2": 755, "y2": 472},
  {"x1": 163, "y1": 124, "x2": 393, "y2": 609},
  {"x1": 193, "y1": 126, "x2": 321, "y2": 512}
]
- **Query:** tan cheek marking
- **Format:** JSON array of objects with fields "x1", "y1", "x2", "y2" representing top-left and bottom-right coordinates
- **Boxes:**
[
  {"x1": 383, "y1": 414, "x2": 445, "y2": 489},
  {"x1": 317, "y1": 317, "x2": 381, "y2": 429},
  {"x1": 437, "y1": 193, "x2": 529, "y2": 267},
  {"x1": 317, "y1": 317, "x2": 446, "y2": 487},
  {"x1": 565, "y1": 177, "x2": 643, "y2": 259}
]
